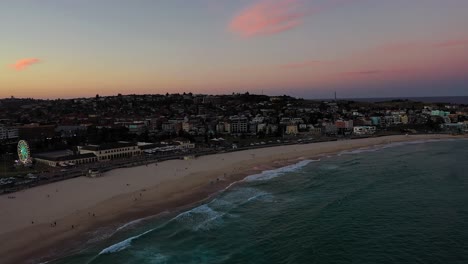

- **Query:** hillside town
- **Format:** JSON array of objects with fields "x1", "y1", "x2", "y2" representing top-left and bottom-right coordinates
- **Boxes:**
[{"x1": 1, "y1": 93, "x2": 467, "y2": 192}]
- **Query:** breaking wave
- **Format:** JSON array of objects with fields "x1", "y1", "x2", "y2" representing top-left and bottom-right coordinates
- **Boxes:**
[{"x1": 244, "y1": 159, "x2": 317, "y2": 182}]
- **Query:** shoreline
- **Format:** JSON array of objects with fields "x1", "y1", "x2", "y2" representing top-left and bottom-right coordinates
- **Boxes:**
[{"x1": 0, "y1": 134, "x2": 466, "y2": 264}]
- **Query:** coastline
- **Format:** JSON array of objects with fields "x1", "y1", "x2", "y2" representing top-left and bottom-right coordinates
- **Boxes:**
[{"x1": 0, "y1": 134, "x2": 465, "y2": 264}]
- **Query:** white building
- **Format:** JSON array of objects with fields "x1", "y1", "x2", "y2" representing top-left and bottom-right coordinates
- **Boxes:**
[
  {"x1": 79, "y1": 142, "x2": 141, "y2": 161},
  {"x1": 229, "y1": 116, "x2": 248, "y2": 134},
  {"x1": 0, "y1": 125, "x2": 19, "y2": 140},
  {"x1": 353, "y1": 126, "x2": 376, "y2": 135}
]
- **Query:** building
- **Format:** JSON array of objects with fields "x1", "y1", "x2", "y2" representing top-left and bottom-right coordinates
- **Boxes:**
[
  {"x1": 400, "y1": 115, "x2": 409, "y2": 124},
  {"x1": 161, "y1": 122, "x2": 176, "y2": 133},
  {"x1": 182, "y1": 122, "x2": 193, "y2": 132},
  {"x1": 335, "y1": 120, "x2": 353, "y2": 135},
  {"x1": 324, "y1": 124, "x2": 338, "y2": 135},
  {"x1": 383, "y1": 116, "x2": 401, "y2": 126},
  {"x1": 353, "y1": 126, "x2": 376, "y2": 135},
  {"x1": 431, "y1": 110, "x2": 450, "y2": 117},
  {"x1": 370, "y1": 117, "x2": 382, "y2": 126},
  {"x1": 335, "y1": 120, "x2": 353, "y2": 129},
  {"x1": 441, "y1": 123, "x2": 466, "y2": 133},
  {"x1": 79, "y1": 142, "x2": 142, "y2": 161},
  {"x1": 127, "y1": 123, "x2": 147, "y2": 135},
  {"x1": 249, "y1": 123, "x2": 258, "y2": 134},
  {"x1": 172, "y1": 138, "x2": 196, "y2": 149},
  {"x1": 216, "y1": 122, "x2": 226, "y2": 134},
  {"x1": 285, "y1": 124, "x2": 298, "y2": 135},
  {"x1": 229, "y1": 116, "x2": 248, "y2": 134},
  {"x1": 35, "y1": 150, "x2": 97, "y2": 167},
  {"x1": 0, "y1": 125, "x2": 19, "y2": 140},
  {"x1": 257, "y1": 123, "x2": 267, "y2": 133}
]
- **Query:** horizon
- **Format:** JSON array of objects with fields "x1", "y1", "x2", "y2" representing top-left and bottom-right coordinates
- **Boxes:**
[
  {"x1": 1, "y1": 0, "x2": 468, "y2": 98},
  {"x1": 3, "y1": 93, "x2": 468, "y2": 102}
]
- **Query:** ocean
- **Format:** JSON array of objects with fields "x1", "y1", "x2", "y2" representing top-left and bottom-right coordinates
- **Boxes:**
[{"x1": 49, "y1": 139, "x2": 468, "y2": 264}]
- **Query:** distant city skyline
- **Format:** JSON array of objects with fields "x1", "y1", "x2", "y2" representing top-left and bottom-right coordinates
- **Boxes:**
[{"x1": 1, "y1": 0, "x2": 468, "y2": 99}]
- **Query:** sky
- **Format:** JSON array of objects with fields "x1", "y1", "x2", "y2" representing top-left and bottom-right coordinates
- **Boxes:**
[{"x1": 1, "y1": 0, "x2": 468, "y2": 99}]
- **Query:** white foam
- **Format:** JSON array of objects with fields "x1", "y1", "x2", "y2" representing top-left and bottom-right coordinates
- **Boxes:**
[
  {"x1": 97, "y1": 160, "x2": 323, "y2": 254},
  {"x1": 116, "y1": 218, "x2": 146, "y2": 232},
  {"x1": 99, "y1": 227, "x2": 156, "y2": 255},
  {"x1": 132, "y1": 250, "x2": 168, "y2": 263},
  {"x1": 116, "y1": 211, "x2": 169, "y2": 232},
  {"x1": 244, "y1": 159, "x2": 317, "y2": 182},
  {"x1": 99, "y1": 187, "x2": 274, "y2": 253},
  {"x1": 174, "y1": 204, "x2": 225, "y2": 231},
  {"x1": 99, "y1": 239, "x2": 132, "y2": 254},
  {"x1": 338, "y1": 138, "x2": 458, "y2": 156}
]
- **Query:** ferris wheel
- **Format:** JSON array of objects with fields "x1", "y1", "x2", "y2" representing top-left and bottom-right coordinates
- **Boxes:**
[{"x1": 17, "y1": 140, "x2": 31, "y2": 165}]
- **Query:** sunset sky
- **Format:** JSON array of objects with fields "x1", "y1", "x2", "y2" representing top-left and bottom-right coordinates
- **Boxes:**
[{"x1": 1, "y1": 0, "x2": 468, "y2": 99}]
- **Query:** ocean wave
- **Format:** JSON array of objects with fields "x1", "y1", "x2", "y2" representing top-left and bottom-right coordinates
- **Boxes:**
[
  {"x1": 244, "y1": 159, "x2": 318, "y2": 182},
  {"x1": 116, "y1": 211, "x2": 169, "y2": 232},
  {"x1": 85, "y1": 226, "x2": 117, "y2": 244},
  {"x1": 174, "y1": 187, "x2": 272, "y2": 231},
  {"x1": 116, "y1": 218, "x2": 146, "y2": 232},
  {"x1": 211, "y1": 187, "x2": 270, "y2": 209},
  {"x1": 98, "y1": 227, "x2": 157, "y2": 255},
  {"x1": 99, "y1": 187, "x2": 272, "y2": 254},
  {"x1": 174, "y1": 204, "x2": 225, "y2": 231},
  {"x1": 321, "y1": 164, "x2": 340, "y2": 170},
  {"x1": 338, "y1": 138, "x2": 460, "y2": 156},
  {"x1": 131, "y1": 249, "x2": 168, "y2": 263}
]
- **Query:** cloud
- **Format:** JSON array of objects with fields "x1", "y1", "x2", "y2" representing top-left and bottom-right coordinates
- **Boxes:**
[
  {"x1": 341, "y1": 69, "x2": 411, "y2": 76},
  {"x1": 229, "y1": 0, "x2": 315, "y2": 37},
  {"x1": 11, "y1": 58, "x2": 40, "y2": 71},
  {"x1": 377, "y1": 37, "x2": 468, "y2": 52},
  {"x1": 377, "y1": 42, "x2": 423, "y2": 53},
  {"x1": 434, "y1": 38, "x2": 468, "y2": 48},
  {"x1": 342, "y1": 70, "x2": 382, "y2": 75},
  {"x1": 280, "y1": 60, "x2": 325, "y2": 69}
]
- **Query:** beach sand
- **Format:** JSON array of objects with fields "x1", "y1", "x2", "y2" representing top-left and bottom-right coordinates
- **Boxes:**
[{"x1": 0, "y1": 134, "x2": 464, "y2": 263}]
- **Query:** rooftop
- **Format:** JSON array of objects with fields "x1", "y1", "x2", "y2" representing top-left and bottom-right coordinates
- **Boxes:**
[
  {"x1": 35, "y1": 151, "x2": 96, "y2": 161},
  {"x1": 80, "y1": 142, "x2": 137, "y2": 151}
]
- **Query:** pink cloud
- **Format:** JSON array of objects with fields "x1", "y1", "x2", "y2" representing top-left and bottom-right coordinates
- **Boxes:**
[
  {"x1": 434, "y1": 38, "x2": 468, "y2": 48},
  {"x1": 11, "y1": 58, "x2": 40, "y2": 71},
  {"x1": 376, "y1": 37, "x2": 468, "y2": 53},
  {"x1": 280, "y1": 60, "x2": 325, "y2": 69},
  {"x1": 377, "y1": 42, "x2": 424, "y2": 53},
  {"x1": 229, "y1": 0, "x2": 316, "y2": 37},
  {"x1": 342, "y1": 70, "x2": 382, "y2": 75},
  {"x1": 342, "y1": 69, "x2": 411, "y2": 76}
]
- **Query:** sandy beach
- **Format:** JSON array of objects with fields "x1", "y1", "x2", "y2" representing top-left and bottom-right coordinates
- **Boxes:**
[{"x1": 0, "y1": 134, "x2": 464, "y2": 264}]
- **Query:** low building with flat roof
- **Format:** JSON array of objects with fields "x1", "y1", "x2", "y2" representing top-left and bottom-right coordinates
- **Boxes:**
[
  {"x1": 79, "y1": 142, "x2": 142, "y2": 161},
  {"x1": 35, "y1": 150, "x2": 97, "y2": 167}
]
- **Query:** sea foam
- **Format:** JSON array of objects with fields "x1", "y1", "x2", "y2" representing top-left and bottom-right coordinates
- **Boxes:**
[
  {"x1": 338, "y1": 138, "x2": 458, "y2": 156},
  {"x1": 244, "y1": 159, "x2": 317, "y2": 182},
  {"x1": 99, "y1": 227, "x2": 156, "y2": 255}
]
